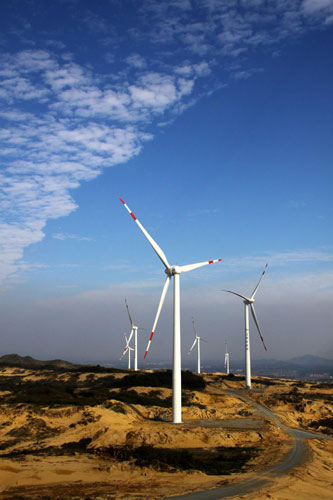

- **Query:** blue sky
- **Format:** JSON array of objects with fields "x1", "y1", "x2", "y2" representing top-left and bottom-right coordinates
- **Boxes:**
[{"x1": 0, "y1": 0, "x2": 332, "y2": 366}]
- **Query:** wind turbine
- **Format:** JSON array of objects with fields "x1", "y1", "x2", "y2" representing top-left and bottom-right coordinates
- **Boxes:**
[
  {"x1": 224, "y1": 341, "x2": 230, "y2": 374},
  {"x1": 223, "y1": 264, "x2": 268, "y2": 390},
  {"x1": 120, "y1": 332, "x2": 134, "y2": 370},
  {"x1": 187, "y1": 318, "x2": 207, "y2": 374},
  {"x1": 120, "y1": 198, "x2": 222, "y2": 423},
  {"x1": 125, "y1": 299, "x2": 146, "y2": 371}
]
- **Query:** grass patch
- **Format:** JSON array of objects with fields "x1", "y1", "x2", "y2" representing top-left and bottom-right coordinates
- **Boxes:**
[
  {"x1": 113, "y1": 370, "x2": 206, "y2": 390},
  {"x1": 266, "y1": 390, "x2": 333, "y2": 406},
  {"x1": 308, "y1": 417, "x2": 333, "y2": 435},
  {"x1": 1, "y1": 438, "x2": 93, "y2": 458},
  {"x1": 254, "y1": 378, "x2": 279, "y2": 386},
  {"x1": 107, "y1": 389, "x2": 205, "y2": 409},
  {"x1": 102, "y1": 444, "x2": 258, "y2": 475},
  {"x1": 0, "y1": 369, "x2": 206, "y2": 408},
  {"x1": 108, "y1": 389, "x2": 172, "y2": 408}
]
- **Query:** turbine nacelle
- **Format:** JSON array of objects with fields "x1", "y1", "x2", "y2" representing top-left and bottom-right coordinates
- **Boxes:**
[{"x1": 165, "y1": 265, "x2": 182, "y2": 276}]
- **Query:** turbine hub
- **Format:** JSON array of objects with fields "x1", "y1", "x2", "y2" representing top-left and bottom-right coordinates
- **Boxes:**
[
  {"x1": 171, "y1": 265, "x2": 181, "y2": 275},
  {"x1": 165, "y1": 265, "x2": 181, "y2": 276}
]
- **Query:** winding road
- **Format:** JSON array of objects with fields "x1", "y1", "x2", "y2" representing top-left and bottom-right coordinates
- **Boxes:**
[{"x1": 162, "y1": 385, "x2": 333, "y2": 500}]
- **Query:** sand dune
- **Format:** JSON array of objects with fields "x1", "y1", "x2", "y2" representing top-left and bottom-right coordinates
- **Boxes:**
[{"x1": 0, "y1": 365, "x2": 332, "y2": 499}]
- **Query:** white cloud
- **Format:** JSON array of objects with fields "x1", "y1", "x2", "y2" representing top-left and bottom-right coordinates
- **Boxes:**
[
  {"x1": 0, "y1": 48, "x2": 196, "y2": 283},
  {"x1": 222, "y1": 249, "x2": 333, "y2": 270},
  {"x1": 52, "y1": 233, "x2": 93, "y2": 242},
  {"x1": 233, "y1": 67, "x2": 264, "y2": 80},
  {"x1": 126, "y1": 54, "x2": 147, "y2": 69},
  {"x1": 302, "y1": 0, "x2": 333, "y2": 14},
  {"x1": 287, "y1": 200, "x2": 307, "y2": 209}
]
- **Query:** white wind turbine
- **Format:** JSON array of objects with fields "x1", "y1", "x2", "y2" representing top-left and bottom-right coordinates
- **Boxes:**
[
  {"x1": 120, "y1": 332, "x2": 134, "y2": 370},
  {"x1": 187, "y1": 318, "x2": 207, "y2": 374},
  {"x1": 124, "y1": 299, "x2": 146, "y2": 372},
  {"x1": 224, "y1": 341, "x2": 230, "y2": 374},
  {"x1": 120, "y1": 198, "x2": 222, "y2": 423},
  {"x1": 223, "y1": 264, "x2": 268, "y2": 390}
]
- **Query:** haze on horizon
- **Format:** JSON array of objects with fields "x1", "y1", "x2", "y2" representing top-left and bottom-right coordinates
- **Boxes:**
[{"x1": 0, "y1": 0, "x2": 332, "y2": 366}]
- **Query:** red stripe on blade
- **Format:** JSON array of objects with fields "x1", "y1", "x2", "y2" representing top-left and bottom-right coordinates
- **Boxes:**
[
  {"x1": 119, "y1": 197, "x2": 125, "y2": 204},
  {"x1": 130, "y1": 212, "x2": 137, "y2": 220},
  {"x1": 149, "y1": 331, "x2": 154, "y2": 341},
  {"x1": 144, "y1": 350, "x2": 148, "y2": 359}
]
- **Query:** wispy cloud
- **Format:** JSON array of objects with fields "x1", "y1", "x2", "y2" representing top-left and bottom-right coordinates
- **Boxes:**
[
  {"x1": 222, "y1": 249, "x2": 333, "y2": 270},
  {"x1": 302, "y1": 0, "x2": 333, "y2": 14},
  {"x1": 287, "y1": 200, "x2": 307, "y2": 209},
  {"x1": 52, "y1": 233, "x2": 93, "y2": 242}
]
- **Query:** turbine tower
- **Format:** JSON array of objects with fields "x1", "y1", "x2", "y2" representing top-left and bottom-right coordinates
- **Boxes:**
[
  {"x1": 120, "y1": 332, "x2": 134, "y2": 370},
  {"x1": 224, "y1": 341, "x2": 230, "y2": 374},
  {"x1": 125, "y1": 299, "x2": 145, "y2": 371},
  {"x1": 120, "y1": 198, "x2": 222, "y2": 423},
  {"x1": 223, "y1": 264, "x2": 268, "y2": 390},
  {"x1": 187, "y1": 318, "x2": 207, "y2": 374}
]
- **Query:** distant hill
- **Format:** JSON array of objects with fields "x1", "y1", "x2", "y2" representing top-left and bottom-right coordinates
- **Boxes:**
[
  {"x1": 198, "y1": 355, "x2": 333, "y2": 381},
  {"x1": 0, "y1": 354, "x2": 123, "y2": 373},
  {"x1": 288, "y1": 355, "x2": 333, "y2": 367},
  {"x1": 0, "y1": 354, "x2": 79, "y2": 370}
]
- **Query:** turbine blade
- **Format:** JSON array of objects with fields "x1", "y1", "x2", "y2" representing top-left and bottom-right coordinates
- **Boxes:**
[
  {"x1": 144, "y1": 275, "x2": 171, "y2": 359},
  {"x1": 200, "y1": 337, "x2": 208, "y2": 343},
  {"x1": 251, "y1": 263, "x2": 268, "y2": 299},
  {"x1": 250, "y1": 304, "x2": 267, "y2": 351},
  {"x1": 125, "y1": 299, "x2": 134, "y2": 327},
  {"x1": 192, "y1": 317, "x2": 198, "y2": 338},
  {"x1": 222, "y1": 290, "x2": 250, "y2": 302},
  {"x1": 127, "y1": 328, "x2": 134, "y2": 346},
  {"x1": 180, "y1": 258, "x2": 222, "y2": 273},
  {"x1": 120, "y1": 345, "x2": 128, "y2": 360},
  {"x1": 120, "y1": 198, "x2": 170, "y2": 269},
  {"x1": 188, "y1": 338, "x2": 197, "y2": 354}
]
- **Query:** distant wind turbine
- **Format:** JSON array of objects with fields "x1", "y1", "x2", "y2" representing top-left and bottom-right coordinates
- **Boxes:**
[
  {"x1": 187, "y1": 318, "x2": 207, "y2": 374},
  {"x1": 125, "y1": 299, "x2": 146, "y2": 371},
  {"x1": 223, "y1": 264, "x2": 268, "y2": 390},
  {"x1": 224, "y1": 341, "x2": 230, "y2": 374},
  {"x1": 120, "y1": 197, "x2": 222, "y2": 423},
  {"x1": 120, "y1": 332, "x2": 134, "y2": 370}
]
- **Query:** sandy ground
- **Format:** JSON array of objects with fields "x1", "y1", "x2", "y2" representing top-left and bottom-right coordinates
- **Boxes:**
[
  {"x1": 0, "y1": 367, "x2": 332, "y2": 499},
  {"x1": 230, "y1": 440, "x2": 333, "y2": 500}
]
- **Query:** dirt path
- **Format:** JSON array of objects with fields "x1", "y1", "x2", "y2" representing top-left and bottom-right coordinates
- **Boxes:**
[{"x1": 162, "y1": 385, "x2": 333, "y2": 500}]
